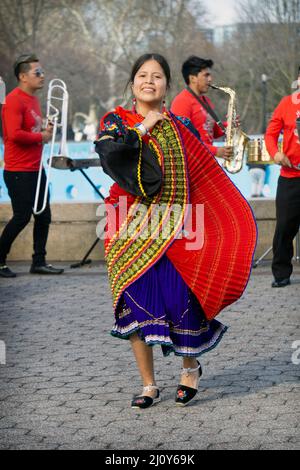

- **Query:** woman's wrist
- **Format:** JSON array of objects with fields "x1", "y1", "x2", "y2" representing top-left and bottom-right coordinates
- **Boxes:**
[{"x1": 134, "y1": 122, "x2": 148, "y2": 136}]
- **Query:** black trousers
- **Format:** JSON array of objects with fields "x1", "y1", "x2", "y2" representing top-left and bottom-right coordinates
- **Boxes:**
[
  {"x1": 272, "y1": 176, "x2": 300, "y2": 280},
  {"x1": 0, "y1": 170, "x2": 51, "y2": 266}
]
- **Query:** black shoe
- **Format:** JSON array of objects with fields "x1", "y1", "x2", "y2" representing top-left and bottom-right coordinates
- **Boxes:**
[
  {"x1": 175, "y1": 361, "x2": 202, "y2": 407},
  {"x1": 131, "y1": 385, "x2": 161, "y2": 409},
  {"x1": 0, "y1": 265, "x2": 17, "y2": 278},
  {"x1": 30, "y1": 264, "x2": 64, "y2": 275},
  {"x1": 271, "y1": 278, "x2": 291, "y2": 288}
]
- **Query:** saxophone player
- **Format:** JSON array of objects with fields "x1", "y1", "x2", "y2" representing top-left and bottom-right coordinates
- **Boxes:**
[{"x1": 171, "y1": 56, "x2": 233, "y2": 161}]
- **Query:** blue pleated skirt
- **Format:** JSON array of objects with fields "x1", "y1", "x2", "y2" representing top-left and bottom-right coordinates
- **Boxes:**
[{"x1": 111, "y1": 255, "x2": 228, "y2": 357}]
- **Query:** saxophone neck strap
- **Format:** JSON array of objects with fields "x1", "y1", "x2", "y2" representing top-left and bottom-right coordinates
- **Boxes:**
[{"x1": 186, "y1": 86, "x2": 226, "y2": 133}]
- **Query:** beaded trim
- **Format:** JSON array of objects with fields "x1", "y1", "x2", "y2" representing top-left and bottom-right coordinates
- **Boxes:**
[{"x1": 129, "y1": 126, "x2": 147, "y2": 198}]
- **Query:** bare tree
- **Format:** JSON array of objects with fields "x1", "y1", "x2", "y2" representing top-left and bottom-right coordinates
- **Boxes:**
[
  {"x1": 213, "y1": 0, "x2": 300, "y2": 133},
  {"x1": 0, "y1": 0, "x2": 209, "y2": 125},
  {"x1": 0, "y1": 0, "x2": 47, "y2": 52}
]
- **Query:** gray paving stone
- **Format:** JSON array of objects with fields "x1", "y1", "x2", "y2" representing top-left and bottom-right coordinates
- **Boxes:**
[{"x1": 260, "y1": 442, "x2": 300, "y2": 450}]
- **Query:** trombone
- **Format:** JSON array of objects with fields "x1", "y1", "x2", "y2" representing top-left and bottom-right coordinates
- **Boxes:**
[{"x1": 33, "y1": 79, "x2": 69, "y2": 215}]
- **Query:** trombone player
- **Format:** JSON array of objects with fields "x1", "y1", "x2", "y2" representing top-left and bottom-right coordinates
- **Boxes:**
[{"x1": 0, "y1": 53, "x2": 64, "y2": 278}]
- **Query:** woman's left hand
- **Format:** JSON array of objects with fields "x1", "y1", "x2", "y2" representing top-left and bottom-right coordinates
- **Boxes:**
[{"x1": 142, "y1": 110, "x2": 170, "y2": 132}]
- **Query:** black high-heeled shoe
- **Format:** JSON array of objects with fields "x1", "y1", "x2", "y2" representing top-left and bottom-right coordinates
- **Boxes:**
[
  {"x1": 175, "y1": 361, "x2": 202, "y2": 407},
  {"x1": 131, "y1": 384, "x2": 161, "y2": 409}
]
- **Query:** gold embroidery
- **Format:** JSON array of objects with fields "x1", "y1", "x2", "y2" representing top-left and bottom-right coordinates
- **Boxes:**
[{"x1": 124, "y1": 291, "x2": 166, "y2": 321}]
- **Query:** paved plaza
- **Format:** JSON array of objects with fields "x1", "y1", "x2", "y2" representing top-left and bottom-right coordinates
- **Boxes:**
[{"x1": 0, "y1": 260, "x2": 299, "y2": 450}]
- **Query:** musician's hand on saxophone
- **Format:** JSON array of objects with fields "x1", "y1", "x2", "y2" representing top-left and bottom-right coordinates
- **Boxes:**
[
  {"x1": 274, "y1": 151, "x2": 292, "y2": 168},
  {"x1": 216, "y1": 146, "x2": 233, "y2": 161}
]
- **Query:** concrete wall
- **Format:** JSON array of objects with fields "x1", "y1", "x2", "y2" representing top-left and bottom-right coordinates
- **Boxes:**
[
  {"x1": 0, "y1": 202, "x2": 105, "y2": 262},
  {"x1": 0, "y1": 199, "x2": 276, "y2": 262}
]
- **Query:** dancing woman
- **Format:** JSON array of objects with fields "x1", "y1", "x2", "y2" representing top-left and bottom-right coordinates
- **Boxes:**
[{"x1": 95, "y1": 54, "x2": 257, "y2": 408}]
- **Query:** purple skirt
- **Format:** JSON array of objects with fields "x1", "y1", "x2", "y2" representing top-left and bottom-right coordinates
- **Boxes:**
[{"x1": 111, "y1": 255, "x2": 228, "y2": 357}]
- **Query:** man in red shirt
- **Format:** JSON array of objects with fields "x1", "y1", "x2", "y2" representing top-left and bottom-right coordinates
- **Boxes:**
[
  {"x1": 265, "y1": 66, "x2": 300, "y2": 287},
  {"x1": 0, "y1": 54, "x2": 64, "y2": 277},
  {"x1": 171, "y1": 56, "x2": 232, "y2": 160}
]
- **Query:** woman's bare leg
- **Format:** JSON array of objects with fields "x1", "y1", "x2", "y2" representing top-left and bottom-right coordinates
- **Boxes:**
[
  {"x1": 130, "y1": 332, "x2": 157, "y2": 397},
  {"x1": 180, "y1": 357, "x2": 200, "y2": 388}
]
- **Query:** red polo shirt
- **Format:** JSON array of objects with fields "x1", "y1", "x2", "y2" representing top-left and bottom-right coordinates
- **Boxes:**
[
  {"x1": 171, "y1": 88, "x2": 225, "y2": 156},
  {"x1": 265, "y1": 93, "x2": 300, "y2": 178},
  {"x1": 1, "y1": 87, "x2": 43, "y2": 171}
]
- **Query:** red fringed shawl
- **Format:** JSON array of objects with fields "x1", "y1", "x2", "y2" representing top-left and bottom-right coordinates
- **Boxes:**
[{"x1": 100, "y1": 107, "x2": 257, "y2": 320}]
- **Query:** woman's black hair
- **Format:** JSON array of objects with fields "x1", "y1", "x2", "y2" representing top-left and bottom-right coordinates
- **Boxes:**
[
  {"x1": 126, "y1": 53, "x2": 171, "y2": 92},
  {"x1": 182, "y1": 56, "x2": 214, "y2": 85}
]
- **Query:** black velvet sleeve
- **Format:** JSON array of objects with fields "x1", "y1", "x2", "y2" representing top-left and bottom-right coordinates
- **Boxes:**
[{"x1": 94, "y1": 113, "x2": 162, "y2": 197}]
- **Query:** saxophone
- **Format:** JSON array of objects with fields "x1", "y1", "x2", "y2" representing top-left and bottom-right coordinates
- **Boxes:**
[{"x1": 210, "y1": 84, "x2": 249, "y2": 174}]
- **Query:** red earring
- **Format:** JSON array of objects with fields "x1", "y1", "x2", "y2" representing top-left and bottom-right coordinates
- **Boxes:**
[{"x1": 162, "y1": 99, "x2": 167, "y2": 114}]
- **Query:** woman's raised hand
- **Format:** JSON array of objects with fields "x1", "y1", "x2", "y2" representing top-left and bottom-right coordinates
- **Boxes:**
[{"x1": 142, "y1": 110, "x2": 170, "y2": 132}]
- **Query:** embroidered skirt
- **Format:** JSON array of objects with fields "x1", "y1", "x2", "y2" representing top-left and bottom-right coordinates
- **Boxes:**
[{"x1": 111, "y1": 256, "x2": 227, "y2": 357}]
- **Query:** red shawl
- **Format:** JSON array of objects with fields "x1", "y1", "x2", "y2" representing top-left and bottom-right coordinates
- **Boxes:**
[{"x1": 100, "y1": 107, "x2": 257, "y2": 320}]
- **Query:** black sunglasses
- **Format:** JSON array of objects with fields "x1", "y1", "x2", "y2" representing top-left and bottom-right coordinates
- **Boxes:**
[{"x1": 31, "y1": 67, "x2": 45, "y2": 77}]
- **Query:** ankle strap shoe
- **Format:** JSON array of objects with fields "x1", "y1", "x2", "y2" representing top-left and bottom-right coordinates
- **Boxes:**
[
  {"x1": 131, "y1": 384, "x2": 161, "y2": 409},
  {"x1": 175, "y1": 361, "x2": 202, "y2": 407}
]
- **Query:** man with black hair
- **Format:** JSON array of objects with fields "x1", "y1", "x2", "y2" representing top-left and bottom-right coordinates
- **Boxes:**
[
  {"x1": 0, "y1": 54, "x2": 64, "y2": 277},
  {"x1": 265, "y1": 66, "x2": 300, "y2": 287},
  {"x1": 171, "y1": 56, "x2": 232, "y2": 160}
]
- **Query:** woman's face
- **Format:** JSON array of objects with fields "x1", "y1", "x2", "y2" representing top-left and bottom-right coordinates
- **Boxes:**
[{"x1": 132, "y1": 59, "x2": 167, "y2": 107}]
